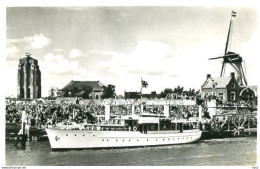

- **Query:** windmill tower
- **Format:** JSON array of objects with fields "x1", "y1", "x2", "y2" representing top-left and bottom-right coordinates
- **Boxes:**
[{"x1": 209, "y1": 11, "x2": 247, "y2": 86}]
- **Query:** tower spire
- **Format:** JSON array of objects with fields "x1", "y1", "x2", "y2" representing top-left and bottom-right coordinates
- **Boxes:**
[{"x1": 26, "y1": 52, "x2": 31, "y2": 57}]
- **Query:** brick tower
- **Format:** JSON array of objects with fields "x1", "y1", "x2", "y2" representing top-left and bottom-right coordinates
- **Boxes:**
[{"x1": 17, "y1": 53, "x2": 41, "y2": 99}]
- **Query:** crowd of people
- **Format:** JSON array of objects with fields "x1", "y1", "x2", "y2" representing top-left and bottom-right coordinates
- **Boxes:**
[
  {"x1": 204, "y1": 94, "x2": 257, "y2": 109},
  {"x1": 202, "y1": 115, "x2": 258, "y2": 132},
  {"x1": 169, "y1": 105, "x2": 199, "y2": 119},
  {"x1": 217, "y1": 100, "x2": 257, "y2": 109},
  {"x1": 5, "y1": 101, "x2": 105, "y2": 127},
  {"x1": 5, "y1": 100, "x2": 201, "y2": 127}
]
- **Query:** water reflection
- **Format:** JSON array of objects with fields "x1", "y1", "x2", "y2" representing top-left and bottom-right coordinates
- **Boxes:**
[{"x1": 6, "y1": 137, "x2": 257, "y2": 166}]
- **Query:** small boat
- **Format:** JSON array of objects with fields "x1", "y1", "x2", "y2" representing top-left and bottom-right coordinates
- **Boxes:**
[{"x1": 46, "y1": 115, "x2": 202, "y2": 150}]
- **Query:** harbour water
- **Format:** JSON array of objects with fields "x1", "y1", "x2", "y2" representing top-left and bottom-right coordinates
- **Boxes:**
[{"x1": 5, "y1": 137, "x2": 257, "y2": 166}]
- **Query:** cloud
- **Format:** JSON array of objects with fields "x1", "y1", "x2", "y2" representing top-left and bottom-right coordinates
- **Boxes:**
[
  {"x1": 69, "y1": 49, "x2": 86, "y2": 58},
  {"x1": 42, "y1": 53, "x2": 86, "y2": 75},
  {"x1": 7, "y1": 37, "x2": 31, "y2": 43},
  {"x1": 98, "y1": 40, "x2": 172, "y2": 75},
  {"x1": 6, "y1": 43, "x2": 20, "y2": 57},
  {"x1": 7, "y1": 33, "x2": 52, "y2": 49},
  {"x1": 43, "y1": 53, "x2": 64, "y2": 62},
  {"x1": 54, "y1": 48, "x2": 63, "y2": 53},
  {"x1": 96, "y1": 40, "x2": 225, "y2": 94},
  {"x1": 239, "y1": 31, "x2": 259, "y2": 86},
  {"x1": 29, "y1": 33, "x2": 52, "y2": 48},
  {"x1": 90, "y1": 49, "x2": 121, "y2": 56}
]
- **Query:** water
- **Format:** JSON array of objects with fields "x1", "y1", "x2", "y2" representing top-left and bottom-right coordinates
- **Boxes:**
[{"x1": 5, "y1": 137, "x2": 257, "y2": 166}]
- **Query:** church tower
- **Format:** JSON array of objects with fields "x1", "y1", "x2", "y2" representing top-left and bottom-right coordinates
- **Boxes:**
[{"x1": 17, "y1": 53, "x2": 41, "y2": 99}]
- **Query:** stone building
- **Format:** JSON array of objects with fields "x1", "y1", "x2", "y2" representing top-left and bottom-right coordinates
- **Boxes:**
[
  {"x1": 59, "y1": 80, "x2": 104, "y2": 99},
  {"x1": 17, "y1": 53, "x2": 41, "y2": 99},
  {"x1": 201, "y1": 72, "x2": 240, "y2": 102}
]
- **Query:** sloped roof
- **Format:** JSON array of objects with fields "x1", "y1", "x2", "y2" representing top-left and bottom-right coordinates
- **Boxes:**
[
  {"x1": 240, "y1": 86, "x2": 258, "y2": 96},
  {"x1": 248, "y1": 86, "x2": 258, "y2": 94},
  {"x1": 202, "y1": 77, "x2": 232, "y2": 89},
  {"x1": 60, "y1": 80, "x2": 104, "y2": 91}
]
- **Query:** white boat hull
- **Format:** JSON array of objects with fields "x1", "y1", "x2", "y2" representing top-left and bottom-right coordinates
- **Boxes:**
[{"x1": 46, "y1": 129, "x2": 202, "y2": 150}]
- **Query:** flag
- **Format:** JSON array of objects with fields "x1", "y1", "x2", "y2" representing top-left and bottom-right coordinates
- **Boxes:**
[
  {"x1": 232, "y1": 11, "x2": 237, "y2": 17},
  {"x1": 141, "y1": 80, "x2": 148, "y2": 88}
]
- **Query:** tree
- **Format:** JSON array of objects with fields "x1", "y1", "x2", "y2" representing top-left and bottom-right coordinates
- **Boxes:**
[
  {"x1": 159, "y1": 88, "x2": 173, "y2": 99},
  {"x1": 101, "y1": 84, "x2": 115, "y2": 99},
  {"x1": 49, "y1": 87, "x2": 56, "y2": 97},
  {"x1": 82, "y1": 85, "x2": 93, "y2": 99},
  {"x1": 195, "y1": 90, "x2": 200, "y2": 95},
  {"x1": 173, "y1": 85, "x2": 184, "y2": 95},
  {"x1": 151, "y1": 91, "x2": 157, "y2": 99}
]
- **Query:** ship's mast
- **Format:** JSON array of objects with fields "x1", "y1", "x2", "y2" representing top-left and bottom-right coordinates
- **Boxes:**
[{"x1": 140, "y1": 78, "x2": 143, "y2": 100}]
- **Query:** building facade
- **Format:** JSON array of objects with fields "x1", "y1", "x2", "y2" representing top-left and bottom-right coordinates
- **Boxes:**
[
  {"x1": 59, "y1": 80, "x2": 104, "y2": 99},
  {"x1": 201, "y1": 72, "x2": 240, "y2": 102},
  {"x1": 17, "y1": 53, "x2": 41, "y2": 99}
]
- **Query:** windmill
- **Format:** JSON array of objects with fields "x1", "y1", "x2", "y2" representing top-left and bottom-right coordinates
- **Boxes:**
[{"x1": 209, "y1": 11, "x2": 247, "y2": 86}]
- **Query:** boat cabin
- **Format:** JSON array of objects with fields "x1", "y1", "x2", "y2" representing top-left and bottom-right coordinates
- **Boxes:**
[{"x1": 82, "y1": 116, "x2": 199, "y2": 134}]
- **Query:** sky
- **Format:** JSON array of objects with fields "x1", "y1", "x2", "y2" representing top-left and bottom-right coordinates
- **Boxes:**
[{"x1": 5, "y1": 6, "x2": 259, "y2": 97}]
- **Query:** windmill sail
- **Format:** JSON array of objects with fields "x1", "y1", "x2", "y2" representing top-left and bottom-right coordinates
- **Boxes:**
[{"x1": 208, "y1": 11, "x2": 248, "y2": 86}]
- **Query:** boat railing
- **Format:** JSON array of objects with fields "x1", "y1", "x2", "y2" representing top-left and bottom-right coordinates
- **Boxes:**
[{"x1": 147, "y1": 130, "x2": 180, "y2": 134}]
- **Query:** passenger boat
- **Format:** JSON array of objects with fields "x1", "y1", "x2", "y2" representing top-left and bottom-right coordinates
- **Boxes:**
[{"x1": 46, "y1": 115, "x2": 202, "y2": 150}]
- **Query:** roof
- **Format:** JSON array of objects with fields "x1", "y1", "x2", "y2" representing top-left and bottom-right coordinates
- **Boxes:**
[
  {"x1": 60, "y1": 80, "x2": 104, "y2": 91},
  {"x1": 202, "y1": 77, "x2": 232, "y2": 89},
  {"x1": 240, "y1": 86, "x2": 258, "y2": 96}
]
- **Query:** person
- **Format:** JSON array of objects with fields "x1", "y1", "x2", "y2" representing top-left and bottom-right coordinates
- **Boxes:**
[
  {"x1": 76, "y1": 96, "x2": 79, "y2": 104},
  {"x1": 14, "y1": 128, "x2": 23, "y2": 146}
]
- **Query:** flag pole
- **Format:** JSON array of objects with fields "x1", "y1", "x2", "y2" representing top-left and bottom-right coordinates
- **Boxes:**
[{"x1": 140, "y1": 78, "x2": 143, "y2": 100}]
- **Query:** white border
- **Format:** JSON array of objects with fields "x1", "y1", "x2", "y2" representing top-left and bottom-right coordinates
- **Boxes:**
[{"x1": 0, "y1": 0, "x2": 259, "y2": 168}]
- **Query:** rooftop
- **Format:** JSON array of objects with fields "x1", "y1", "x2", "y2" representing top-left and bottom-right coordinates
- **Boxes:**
[
  {"x1": 60, "y1": 80, "x2": 104, "y2": 91},
  {"x1": 202, "y1": 76, "x2": 232, "y2": 89}
]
